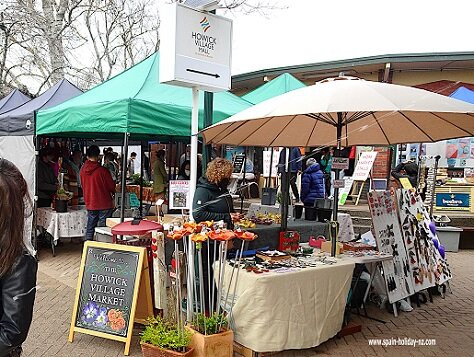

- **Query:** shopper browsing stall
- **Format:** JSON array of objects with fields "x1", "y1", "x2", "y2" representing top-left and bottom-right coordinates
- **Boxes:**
[
  {"x1": 127, "y1": 152, "x2": 137, "y2": 178},
  {"x1": 37, "y1": 148, "x2": 58, "y2": 208},
  {"x1": 177, "y1": 160, "x2": 191, "y2": 180},
  {"x1": 278, "y1": 147, "x2": 302, "y2": 202},
  {"x1": 80, "y1": 145, "x2": 116, "y2": 241},
  {"x1": 300, "y1": 158, "x2": 325, "y2": 207},
  {"x1": 104, "y1": 152, "x2": 119, "y2": 183},
  {"x1": 152, "y1": 149, "x2": 168, "y2": 201},
  {"x1": 320, "y1": 147, "x2": 333, "y2": 197}
]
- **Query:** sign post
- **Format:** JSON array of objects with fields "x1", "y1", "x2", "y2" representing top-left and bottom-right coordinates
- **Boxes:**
[
  {"x1": 69, "y1": 242, "x2": 153, "y2": 355},
  {"x1": 160, "y1": 1, "x2": 233, "y2": 325}
]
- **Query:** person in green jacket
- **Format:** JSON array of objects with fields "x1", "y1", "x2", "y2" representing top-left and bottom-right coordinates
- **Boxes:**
[
  {"x1": 153, "y1": 149, "x2": 168, "y2": 202},
  {"x1": 320, "y1": 147, "x2": 333, "y2": 197},
  {"x1": 192, "y1": 158, "x2": 242, "y2": 312}
]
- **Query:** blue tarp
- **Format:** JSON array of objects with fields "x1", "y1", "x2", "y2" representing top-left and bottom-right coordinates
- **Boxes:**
[
  {"x1": 450, "y1": 86, "x2": 474, "y2": 104},
  {"x1": 0, "y1": 89, "x2": 30, "y2": 114}
]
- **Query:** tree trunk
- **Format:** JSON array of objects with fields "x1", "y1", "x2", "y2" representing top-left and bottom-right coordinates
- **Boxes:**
[{"x1": 42, "y1": 0, "x2": 67, "y2": 84}]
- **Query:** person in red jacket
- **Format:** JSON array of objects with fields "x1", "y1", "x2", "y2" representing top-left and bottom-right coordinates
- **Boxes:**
[{"x1": 80, "y1": 145, "x2": 116, "y2": 241}]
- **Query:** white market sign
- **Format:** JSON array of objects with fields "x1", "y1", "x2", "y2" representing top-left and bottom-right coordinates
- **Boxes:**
[
  {"x1": 160, "y1": 3, "x2": 232, "y2": 92},
  {"x1": 352, "y1": 151, "x2": 377, "y2": 182}
]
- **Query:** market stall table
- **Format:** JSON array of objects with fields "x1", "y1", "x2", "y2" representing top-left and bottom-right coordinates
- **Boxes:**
[
  {"x1": 36, "y1": 206, "x2": 88, "y2": 255},
  {"x1": 247, "y1": 203, "x2": 355, "y2": 242},
  {"x1": 123, "y1": 184, "x2": 155, "y2": 203},
  {"x1": 342, "y1": 253, "x2": 395, "y2": 317},
  {"x1": 218, "y1": 258, "x2": 355, "y2": 352}
]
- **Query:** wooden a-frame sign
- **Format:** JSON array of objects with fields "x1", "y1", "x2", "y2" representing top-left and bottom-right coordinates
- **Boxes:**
[{"x1": 69, "y1": 241, "x2": 153, "y2": 355}]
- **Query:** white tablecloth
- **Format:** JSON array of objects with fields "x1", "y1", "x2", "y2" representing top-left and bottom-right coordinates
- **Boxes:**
[
  {"x1": 37, "y1": 207, "x2": 88, "y2": 243},
  {"x1": 217, "y1": 259, "x2": 355, "y2": 352}
]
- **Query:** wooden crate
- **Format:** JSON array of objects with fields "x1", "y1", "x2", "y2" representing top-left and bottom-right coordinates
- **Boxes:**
[{"x1": 233, "y1": 342, "x2": 256, "y2": 357}]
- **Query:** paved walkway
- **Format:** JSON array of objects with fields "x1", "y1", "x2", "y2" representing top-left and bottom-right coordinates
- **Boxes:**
[{"x1": 23, "y1": 242, "x2": 474, "y2": 357}]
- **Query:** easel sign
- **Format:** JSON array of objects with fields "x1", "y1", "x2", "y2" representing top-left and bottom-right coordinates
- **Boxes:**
[
  {"x1": 69, "y1": 241, "x2": 153, "y2": 355},
  {"x1": 340, "y1": 151, "x2": 377, "y2": 206}
]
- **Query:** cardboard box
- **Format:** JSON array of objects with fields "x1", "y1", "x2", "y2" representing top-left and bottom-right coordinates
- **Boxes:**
[{"x1": 321, "y1": 241, "x2": 343, "y2": 255}]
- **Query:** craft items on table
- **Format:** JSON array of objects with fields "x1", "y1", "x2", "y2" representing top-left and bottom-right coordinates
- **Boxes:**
[
  {"x1": 256, "y1": 250, "x2": 291, "y2": 262},
  {"x1": 397, "y1": 189, "x2": 452, "y2": 287},
  {"x1": 368, "y1": 190, "x2": 415, "y2": 303}
]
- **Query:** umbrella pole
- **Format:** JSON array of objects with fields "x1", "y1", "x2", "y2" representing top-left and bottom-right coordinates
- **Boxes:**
[
  {"x1": 281, "y1": 148, "x2": 290, "y2": 232},
  {"x1": 331, "y1": 117, "x2": 343, "y2": 257}
]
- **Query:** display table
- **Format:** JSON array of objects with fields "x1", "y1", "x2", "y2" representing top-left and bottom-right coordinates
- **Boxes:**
[
  {"x1": 247, "y1": 203, "x2": 355, "y2": 243},
  {"x1": 247, "y1": 215, "x2": 354, "y2": 249},
  {"x1": 218, "y1": 259, "x2": 355, "y2": 352},
  {"x1": 37, "y1": 206, "x2": 87, "y2": 244}
]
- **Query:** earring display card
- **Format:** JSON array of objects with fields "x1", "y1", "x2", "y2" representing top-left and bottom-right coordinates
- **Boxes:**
[
  {"x1": 368, "y1": 190, "x2": 415, "y2": 304},
  {"x1": 397, "y1": 189, "x2": 452, "y2": 288}
]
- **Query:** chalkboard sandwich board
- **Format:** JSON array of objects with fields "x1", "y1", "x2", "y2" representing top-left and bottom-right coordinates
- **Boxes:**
[{"x1": 69, "y1": 241, "x2": 153, "y2": 355}]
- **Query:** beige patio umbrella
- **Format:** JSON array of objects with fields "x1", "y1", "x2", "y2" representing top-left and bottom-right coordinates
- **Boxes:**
[
  {"x1": 201, "y1": 76, "x2": 474, "y2": 256},
  {"x1": 201, "y1": 76, "x2": 474, "y2": 147}
]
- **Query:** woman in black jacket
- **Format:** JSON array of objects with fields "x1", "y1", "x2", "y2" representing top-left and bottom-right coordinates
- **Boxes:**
[
  {"x1": 193, "y1": 158, "x2": 242, "y2": 226},
  {"x1": 0, "y1": 159, "x2": 38, "y2": 357},
  {"x1": 192, "y1": 158, "x2": 242, "y2": 312}
]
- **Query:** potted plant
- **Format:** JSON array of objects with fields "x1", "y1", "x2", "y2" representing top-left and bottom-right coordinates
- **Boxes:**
[
  {"x1": 55, "y1": 188, "x2": 72, "y2": 212},
  {"x1": 186, "y1": 313, "x2": 233, "y2": 357},
  {"x1": 140, "y1": 317, "x2": 194, "y2": 357}
]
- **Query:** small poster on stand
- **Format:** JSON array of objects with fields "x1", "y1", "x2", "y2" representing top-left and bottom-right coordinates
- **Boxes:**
[
  {"x1": 169, "y1": 180, "x2": 191, "y2": 210},
  {"x1": 368, "y1": 190, "x2": 415, "y2": 304}
]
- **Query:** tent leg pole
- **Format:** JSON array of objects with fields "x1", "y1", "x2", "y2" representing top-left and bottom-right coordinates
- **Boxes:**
[
  {"x1": 120, "y1": 133, "x2": 129, "y2": 223},
  {"x1": 34, "y1": 134, "x2": 40, "y2": 257},
  {"x1": 140, "y1": 141, "x2": 144, "y2": 217},
  {"x1": 331, "y1": 115, "x2": 343, "y2": 257}
]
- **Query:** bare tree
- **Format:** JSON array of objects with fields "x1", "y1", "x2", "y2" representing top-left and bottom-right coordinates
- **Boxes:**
[
  {"x1": 0, "y1": 0, "x2": 278, "y2": 95},
  {"x1": 72, "y1": 0, "x2": 159, "y2": 88}
]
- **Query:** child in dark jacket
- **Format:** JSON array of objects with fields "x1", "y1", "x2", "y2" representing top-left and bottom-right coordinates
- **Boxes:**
[{"x1": 301, "y1": 158, "x2": 325, "y2": 207}]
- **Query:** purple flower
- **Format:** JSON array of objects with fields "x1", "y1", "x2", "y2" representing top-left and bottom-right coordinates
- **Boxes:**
[
  {"x1": 94, "y1": 307, "x2": 108, "y2": 327},
  {"x1": 81, "y1": 301, "x2": 99, "y2": 324}
]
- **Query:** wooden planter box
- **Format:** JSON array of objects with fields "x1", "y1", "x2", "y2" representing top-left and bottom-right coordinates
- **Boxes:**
[
  {"x1": 185, "y1": 326, "x2": 233, "y2": 357},
  {"x1": 140, "y1": 342, "x2": 194, "y2": 357}
]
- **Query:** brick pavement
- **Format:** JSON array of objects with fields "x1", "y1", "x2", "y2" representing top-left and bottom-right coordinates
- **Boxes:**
[{"x1": 23, "y1": 243, "x2": 474, "y2": 357}]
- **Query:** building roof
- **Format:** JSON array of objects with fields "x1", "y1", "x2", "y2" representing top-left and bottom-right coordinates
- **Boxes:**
[{"x1": 232, "y1": 52, "x2": 474, "y2": 93}]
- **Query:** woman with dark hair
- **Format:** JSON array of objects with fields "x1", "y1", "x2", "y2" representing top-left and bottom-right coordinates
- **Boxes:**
[
  {"x1": 177, "y1": 160, "x2": 190, "y2": 180},
  {"x1": 0, "y1": 159, "x2": 38, "y2": 356}
]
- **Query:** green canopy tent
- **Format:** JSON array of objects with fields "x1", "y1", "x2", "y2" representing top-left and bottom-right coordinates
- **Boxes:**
[
  {"x1": 36, "y1": 52, "x2": 252, "y2": 140},
  {"x1": 36, "y1": 52, "x2": 252, "y2": 220},
  {"x1": 242, "y1": 73, "x2": 306, "y2": 104}
]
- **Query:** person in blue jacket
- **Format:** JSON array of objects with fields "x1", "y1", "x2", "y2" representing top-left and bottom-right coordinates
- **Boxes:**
[
  {"x1": 278, "y1": 147, "x2": 303, "y2": 202},
  {"x1": 300, "y1": 158, "x2": 325, "y2": 207}
]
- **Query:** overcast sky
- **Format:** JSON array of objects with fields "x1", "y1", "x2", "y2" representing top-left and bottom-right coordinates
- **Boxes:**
[{"x1": 226, "y1": 0, "x2": 474, "y2": 75}]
